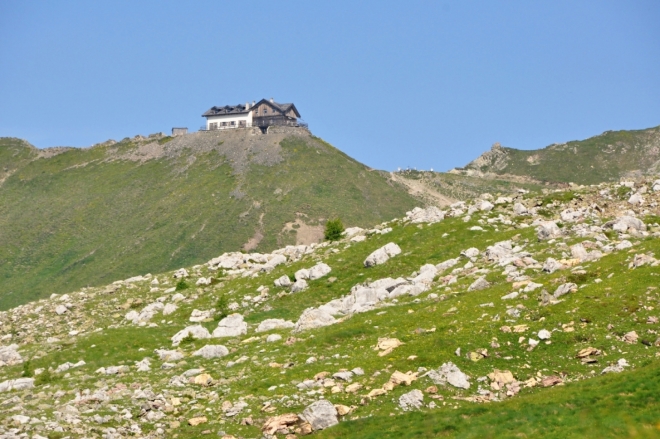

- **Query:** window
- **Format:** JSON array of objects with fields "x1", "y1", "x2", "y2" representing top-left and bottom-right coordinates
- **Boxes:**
[
  {"x1": 230, "y1": 121, "x2": 235, "y2": 126},
  {"x1": 221, "y1": 122, "x2": 227, "y2": 127},
  {"x1": 209, "y1": 122, "x2": 218, "y2": 130},
  {"x1": 263, "y1": 108, "x2": 268, "y2": 114}
]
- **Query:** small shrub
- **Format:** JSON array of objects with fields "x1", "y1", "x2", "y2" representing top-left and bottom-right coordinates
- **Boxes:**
[
  {"x1": 604, "y1": 229, "x2": 617, "y2": 240},
  {"x1": 48, "y1": 433, "x2": 66, "y2": 439},
  {"x1": 157, "y1": 136, "x2": 173, "y2": 145},
  {"x1": 324, "y1": 218, "x2": 345, "y2": 241},
  {"x1": 22, "y1": 360, "x2": 33, "y2": 377},
  {"x1": 35, "y1": 368, "x2": 53, "y2": 385},
  {"x1": 615, "y1": 185, "x2": 632, "y2": 200},
  {"x1": 537, "y1": 208, "x2": 553, "y2": 218},
  {"x1": 541, "y1": 191, "x2": 576, "y2": 206},
  {"x1": 216, "y1": 294, "x2": 229, "y2": 320},
  {"x1": 175, "y1": 279, "x2": 189, "y2": 291},
  {"x1": 179, "y1": 331, "x2": 196, "y2": 345}
]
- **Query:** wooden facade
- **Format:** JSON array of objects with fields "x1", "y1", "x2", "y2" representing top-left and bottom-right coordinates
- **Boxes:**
[{"x1": 251, "y1": 99, "x2": 301, "y2": 128}]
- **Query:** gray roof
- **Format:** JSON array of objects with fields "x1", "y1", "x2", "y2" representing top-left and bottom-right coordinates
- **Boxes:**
[
  {"x1": 252, "y1": 99, "x2": 301, "y2": 118},
  {"x1": 202, "y1": 99, "x2": 301, "y2": 118},
  {"x1": 201, "y1": 104, "x2": 251, "y2": 118}
]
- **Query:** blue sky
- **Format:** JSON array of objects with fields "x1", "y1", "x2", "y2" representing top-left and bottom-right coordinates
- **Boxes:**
[{"x1": 1, "y1": 1, "x2": 658, "y2": 171}]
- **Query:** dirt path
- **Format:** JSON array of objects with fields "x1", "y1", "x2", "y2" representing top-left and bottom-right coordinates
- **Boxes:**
[{"x1": 390, "y1": 172, "x2": 457, "y2": 207}]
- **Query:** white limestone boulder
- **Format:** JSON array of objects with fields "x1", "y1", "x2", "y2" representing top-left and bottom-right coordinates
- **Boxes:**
[{"x1": 212, "y1": 314, "x2": 248, "y2": 338}]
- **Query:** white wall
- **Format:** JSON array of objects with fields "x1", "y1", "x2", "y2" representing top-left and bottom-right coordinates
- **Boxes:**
[{"x1": 206, "y1": 111, "x2": 253, "y2": 130}]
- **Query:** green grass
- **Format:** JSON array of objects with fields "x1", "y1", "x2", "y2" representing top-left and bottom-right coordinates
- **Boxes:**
[
  {"x1": 317, "y1": 361, "x2": 660, "y2": 439},
  {"x1": 464, "y1": 125, "x2": 660, "y2": 185},
  {"x1": 0, "y1": 133, "x2": 417, "y2": 309},
  {"x1": 2, "y1": 180, "x2": 660, "y2": 438}
]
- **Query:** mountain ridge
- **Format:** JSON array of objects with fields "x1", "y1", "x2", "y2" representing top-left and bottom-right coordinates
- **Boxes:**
[{"x1": 454, "y1": 124, "x2": 660, "y2": 185}]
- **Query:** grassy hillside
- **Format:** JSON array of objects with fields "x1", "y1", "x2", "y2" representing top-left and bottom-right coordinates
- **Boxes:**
[
  {"x1": 0, "y1": 129, "x2": 418, "y2": 309},
  {"x1": 461, "y1": 125, "x2": 660, "y2": 185},
  {"x1": 1, "y1": 178, "x2": 659, "y2": 437}
]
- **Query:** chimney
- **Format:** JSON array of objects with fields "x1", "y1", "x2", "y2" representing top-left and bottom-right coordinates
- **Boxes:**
[
  {"x1": 252, "y1": 100, "x2": 255, "y2": 106},
  {"x1": 270, "y1": 97, "x2": 274, "y2": 103},
  {"x1": 245, "y1": 102, "x2": 250, "y2": 109}
]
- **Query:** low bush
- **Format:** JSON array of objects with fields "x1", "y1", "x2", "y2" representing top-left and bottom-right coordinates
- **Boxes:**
[{"x1": 324, "y1": 218, "x2": 345, "y2": 241}]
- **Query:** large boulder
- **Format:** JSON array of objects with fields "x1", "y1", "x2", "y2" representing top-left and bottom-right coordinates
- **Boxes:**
[
  {"x1": 478, "y1": 200, "x2": 494, "y2": 212},
  {"x1": 536, "y1": 221, "x2": 562, "y2": 240},
  {"x1": 274, "y1": 275, "x2": 292, "y2": 287},
  {"x1": 189, "y1": 309, "x2": 214, "y2": 322},
  {"x1": 192, "y1": 345, "x2": 229, "y2": 359},
  {"x1": 171, "y1": 325, "x2": 211, "y2": 345},
  {"x1": 426, "y1": 362, "x2": 470, "y2": 389},
  {"x1": 155, "y1": 349, "x2": 184, "y2": 361},
  {"x1": 295, "y1": 268, "x2": 310, "y2": 281},
  {"x1": 468, "y1": 276, "x2": 491, "y2": 292},
  {"x1": 0, "y1": 378, "x2": 34, "y2": 392},
  {"x1": 364, "y1": 243, "x2": 402, "y2": 267},
  {"x1": 308, "y1": 263, "x2": 332, "y2": 280},
  {"x1": 291, "y1": 279, "x2": 309, "y2": 293},
  {"x1": 256, "y1": 319, "x2": 295, "y2": 333},
  {"x1": 605, "y1": 216, "x2": 646, "y2": 233},
  {"x1": 553, "y1": 282, "x2": 577, "y2": 298},
  {"x1": 0, "y1": 345, "x2": 22, "y2": 367},
  {"x1": 301, "y1": 400, "x2": 338, "y2": 431},
  {"x1": 513, "y1": 203, "x2": 528, "y2": 215},
  {"x1": 406, "y1": 206, "x2": 445, "y2": 224},
  {"x1": 212, "y1": 314, "x2": 248, "y2": 338},
  {"x1": 295, "y1": 308, "x2": 337, "y2": 332},
  {"x1": 263, "y1": 254, "x2": 287, "y2": 271},
  {"x1": 399, "y1": 389, "x2": 424, "y2": 410}
]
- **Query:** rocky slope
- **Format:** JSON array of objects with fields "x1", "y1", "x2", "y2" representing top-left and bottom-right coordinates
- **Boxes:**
[
  {"x1": 455, "y1": 124, "x2": 660, "y2": 185},
  {"x1": 1, "y1": 176, "x2": 660, "y2": 438},
  {"x1": 0, "y1": 128, "x2": 418, "y2": 309}
]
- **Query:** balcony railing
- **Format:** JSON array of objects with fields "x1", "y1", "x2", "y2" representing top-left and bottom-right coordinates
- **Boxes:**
[{"x1": 199, "y1": 120, "x2": 308, "y2": 131}]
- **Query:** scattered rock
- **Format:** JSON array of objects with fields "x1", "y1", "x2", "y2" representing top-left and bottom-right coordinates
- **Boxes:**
[
  {"x1": 375, "y1": 338, "x2": 403, "y2": 356},
  {"x1": 188, "y1": 416, "x2": 208, "y2": 426},
  {"x1": 262, "y1": 413, "x2": 301, "y2": 435},
  {"x1": 468, "y1": 276, "x2": 491, "y2": 292},
  {"x1": 541, "y1": 376, "x2": 563, "y2": 387},
  {"x1": 399, "y1": 389, "x2": 424, "y2": 410},
  {"x1": 426, "y1": 362, "x2": 470, "y2": 389},
  {"x1": 623, "y1": 331, "x2": 638, "y2": 344},
  {"x1": 301, "y1": 400, "x2": 339, "y2": 431}
]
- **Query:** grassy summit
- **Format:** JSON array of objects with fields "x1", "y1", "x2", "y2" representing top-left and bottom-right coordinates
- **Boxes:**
[{"x1": 0, "y1": 128, "x2": 418, "y2": 309}]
